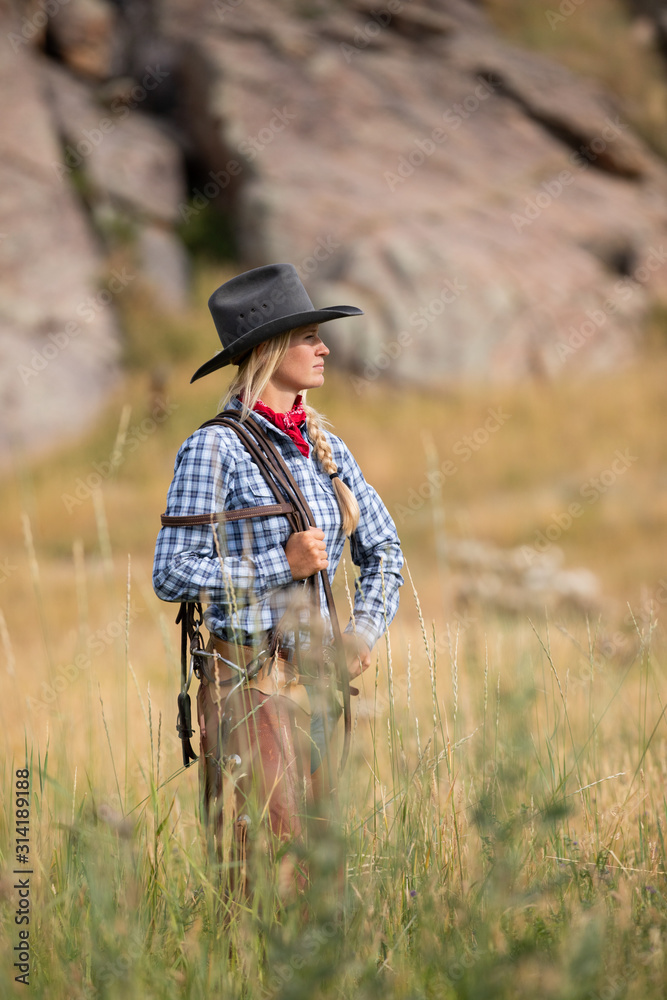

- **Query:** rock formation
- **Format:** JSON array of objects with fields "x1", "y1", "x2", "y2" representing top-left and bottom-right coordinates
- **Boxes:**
[
  {"x1": 0, "y1": 0, "x2": 187, "y2": 462},
  {"x1": 0, "y1": 10, "x2": 120, "y2": 461},
  {"x1": 172, "y1": 0, "x2": 667, "y2": 383},
  {"x1": 2, "y1": 0, "x2": 667, "y2": 458}
]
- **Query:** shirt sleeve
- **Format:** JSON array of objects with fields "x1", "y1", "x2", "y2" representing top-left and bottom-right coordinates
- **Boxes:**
[
  {"x1": 152, "y1": 427, "x2": 293, "y2": 604},
  {"x1": 337, "y1": 440, "x2": 404, "y2": 650}
]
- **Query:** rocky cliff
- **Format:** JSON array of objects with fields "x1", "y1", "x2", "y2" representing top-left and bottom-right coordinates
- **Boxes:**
[
  {"x1": 2, "y1": 0, "x2": 667, "y2": 458},
  {"x1": 175, "y1": 0, "x2": 667, "y2": 384}
]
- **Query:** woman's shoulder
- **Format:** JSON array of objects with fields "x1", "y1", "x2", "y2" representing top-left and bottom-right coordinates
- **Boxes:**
[
  {"x1": 320, "y1": 426, "x2": 361, "y2": 474},
  {"x1": 322, "y1": 425, "x2": 346, "y2": 452},
  {"x1": 173, "y1": 419, "x2": 247, "y2": 468}
]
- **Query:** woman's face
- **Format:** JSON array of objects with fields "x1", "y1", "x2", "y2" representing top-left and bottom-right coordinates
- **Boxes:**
[{"x1": 268, "y1": 324, "x2": 330, "y2": 396}]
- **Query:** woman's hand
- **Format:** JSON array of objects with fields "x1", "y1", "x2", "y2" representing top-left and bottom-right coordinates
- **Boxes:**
[
  {"x1": 342, "y1": 633, "x2": 371, "y2": 680},
  {"x1": 285, "y1": 527, "x2": 329, "y2": 580}
]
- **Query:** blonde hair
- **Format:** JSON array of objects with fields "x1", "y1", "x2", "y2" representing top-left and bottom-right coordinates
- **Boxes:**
[
  {"x1": 222, "y1": 330, "x2": 292, "y2": 417},
  {"x1": 222, "y1": 331, "x2": 360, "y2": 535}
]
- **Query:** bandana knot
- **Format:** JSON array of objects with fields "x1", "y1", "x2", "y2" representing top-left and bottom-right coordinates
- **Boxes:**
[{"x1": 248, "y1": 394, "x2": 309, "y2": 456}]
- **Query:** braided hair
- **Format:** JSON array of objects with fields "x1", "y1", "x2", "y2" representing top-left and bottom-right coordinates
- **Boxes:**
[
  {"x1": 303, "y1": 404, "x2": 359, "y2": 535},
  {"x1": 222, "y1": 330, "x2": 360, "y2": 536}
]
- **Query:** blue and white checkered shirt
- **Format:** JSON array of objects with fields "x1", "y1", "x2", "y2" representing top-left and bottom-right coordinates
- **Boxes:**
[{"x1": 153, "y1": 397, "x2": 404, "y2": 651}]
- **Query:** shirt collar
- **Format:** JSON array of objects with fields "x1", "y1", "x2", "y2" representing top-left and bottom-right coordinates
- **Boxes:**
[{"x1": 226, "y1": 395, "x2": 311, "y2": 455}]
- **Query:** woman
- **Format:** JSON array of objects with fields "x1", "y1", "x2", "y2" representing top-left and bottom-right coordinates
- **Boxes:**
[{"x1": 153, "y1": 263, "x2": 403, "y2": 885}]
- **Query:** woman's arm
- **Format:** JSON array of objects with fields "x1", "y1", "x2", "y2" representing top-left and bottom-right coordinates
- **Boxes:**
[
  {"x1": 337, "y1": 441, "x2": 404, "y2": 651},
  {"x1": 153, "y1": 428, "x2": 294, "y2": 604}
]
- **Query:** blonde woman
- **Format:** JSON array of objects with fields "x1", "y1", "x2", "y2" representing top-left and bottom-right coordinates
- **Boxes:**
[{"x1": 153, "y1": 263, "x2": 403, "y2": 884}]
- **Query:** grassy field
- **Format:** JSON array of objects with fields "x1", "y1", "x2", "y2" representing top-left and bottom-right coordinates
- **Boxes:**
[
  {"x1": 1, "y1": 547, "x2": 667, "y2": 998},
  {"x1": 3, "y1": 1, "x2": 667, "y2": 993},
  {"x1": 1, "y1": 266, "x2": 667, "y2": 996}
]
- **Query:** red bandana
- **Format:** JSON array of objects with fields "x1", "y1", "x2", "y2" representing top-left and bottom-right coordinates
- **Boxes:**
[{"x1": 248, "y1": 394, "x2": 309, "y2": 456}]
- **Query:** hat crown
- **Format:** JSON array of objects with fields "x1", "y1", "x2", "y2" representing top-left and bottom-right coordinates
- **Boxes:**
[
  {"x1": 191, "y1": 263, "x2": 363, "y2": 382},
  {"x1": 208, "y1": 263, "x2": 315, "y2": 349}
]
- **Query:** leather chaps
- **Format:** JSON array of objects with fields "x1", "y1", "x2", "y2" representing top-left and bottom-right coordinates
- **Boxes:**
[{"x1": 196, "y1": 635, "x2": 336, "y2": 894}]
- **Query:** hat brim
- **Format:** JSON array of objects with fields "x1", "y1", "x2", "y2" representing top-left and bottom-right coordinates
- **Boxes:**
[{"x1": 190, "y1": 305, "x2": 363, "y2": 383}]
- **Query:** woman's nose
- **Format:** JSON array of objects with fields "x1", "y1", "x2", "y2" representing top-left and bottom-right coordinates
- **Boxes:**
[{"x1": 316, "y1": 338, "x2": 329, "y2": 355}]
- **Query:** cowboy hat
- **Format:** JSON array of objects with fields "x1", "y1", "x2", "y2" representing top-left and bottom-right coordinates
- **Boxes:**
[{"x1": 191, "y1": 263, "x2": 363, "y2": 382}]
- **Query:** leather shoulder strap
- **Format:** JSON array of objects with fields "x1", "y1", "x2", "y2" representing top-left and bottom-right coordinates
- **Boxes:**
[
  {"x1": 160, "y1": 414, "x2": 299, "y2": 529},
  {"x1": 214, "y1": 411, "x2": 352, "y2": 773},
  {"x1": 202, "y1": 413, "x2": 306, "y2": 535},
  {"x1": 166, "y1": 408, "x2": 352, "y2": 774},
  {"x1": 160, "y1": 503, "x2": 294, "y2": 527}
]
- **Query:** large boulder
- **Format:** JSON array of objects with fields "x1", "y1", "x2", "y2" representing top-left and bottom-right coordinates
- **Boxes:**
[
  {"x1": 4, "y1": 0, "x2": 667, "y2": 466},
  {"x1": 43, "y1": 60, "x2": 189, "y2": 307},
  {"x1": 0, "y1": 13, "x2": 120, "y2": 462},
  {"x1": 0, "y1": 0, "x2": 191, "y2": 463},
  {"x1": 171, "y1": 0, "x2": 667, "y2": 383}
]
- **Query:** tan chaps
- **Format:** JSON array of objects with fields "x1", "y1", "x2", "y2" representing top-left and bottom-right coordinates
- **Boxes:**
[{"x1": 196, "y1": 636, "x2": 336, "y2": 893}]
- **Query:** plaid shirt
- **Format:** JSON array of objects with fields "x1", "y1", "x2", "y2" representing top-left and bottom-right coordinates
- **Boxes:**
[{"x1": 153, "y1": 398, "x2": 404, "y2": 651}]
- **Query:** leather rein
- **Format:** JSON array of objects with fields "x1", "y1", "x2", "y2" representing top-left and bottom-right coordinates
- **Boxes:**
[{"x1": 161, "y1": 409, "x2": 352, "y2": 775}]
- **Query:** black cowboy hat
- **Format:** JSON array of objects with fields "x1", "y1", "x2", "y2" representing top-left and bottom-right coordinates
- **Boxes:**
[{"x1": 191, "y1": 263, "x2": 363, "y2": 382}]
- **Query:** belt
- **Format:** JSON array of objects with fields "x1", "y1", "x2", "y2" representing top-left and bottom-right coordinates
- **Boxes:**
[
  {"x1": 200, "y1": 635, "x2": 313, "y2": 716},
  {"x1": 172, "y1": 409, "x2": 352, "y2": 775}
]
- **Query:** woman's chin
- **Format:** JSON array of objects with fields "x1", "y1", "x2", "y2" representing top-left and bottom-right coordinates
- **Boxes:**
[{"x1": 306, "y1": 374, "x2": 325, "y2": 389}]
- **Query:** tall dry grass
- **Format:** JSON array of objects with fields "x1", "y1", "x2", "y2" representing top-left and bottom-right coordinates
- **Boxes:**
[
  {"x1": 1, "y1": 268, "x2": 667, "y2": 996},
  {"x1": 1, "y1": 509, "x2": 666, "y2": 997}
]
